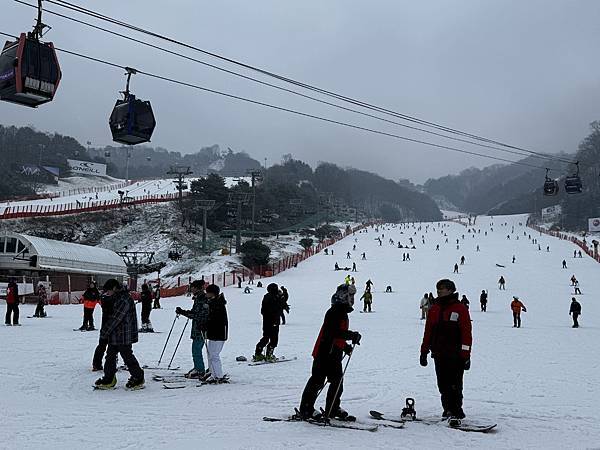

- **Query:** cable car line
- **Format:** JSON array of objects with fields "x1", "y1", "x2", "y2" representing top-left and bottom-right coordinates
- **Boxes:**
[
  {"x1": 12, "y1": 0, "x2": 570, "y2": 165},
  {"x1": 0, "y1": 29, "x2": 551, "y2": 171},
  {"x1": 32, "y1": 0, "x2": 578, "y2": 165}
]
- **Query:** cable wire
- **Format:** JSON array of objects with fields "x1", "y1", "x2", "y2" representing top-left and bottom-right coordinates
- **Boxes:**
[
  {"x1": 0, "y1": 29, "x2": 551, "y2": 171},
  {"x1": 40, "y1": 0, "x2": 577, "y2": 165}
]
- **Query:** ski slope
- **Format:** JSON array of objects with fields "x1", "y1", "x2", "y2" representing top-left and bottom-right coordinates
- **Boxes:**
[{"x1": 1, "y1": 214, "x2": 599, "y2": 449}]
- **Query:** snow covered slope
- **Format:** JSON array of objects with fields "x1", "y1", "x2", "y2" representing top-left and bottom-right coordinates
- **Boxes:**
[{"x1": 1, "y1": 213, "x2": 599, "y2": 449}]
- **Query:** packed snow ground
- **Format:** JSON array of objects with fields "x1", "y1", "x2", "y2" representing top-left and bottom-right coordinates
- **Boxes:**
[{"x1": 1, "y1": 214, "x2": 599, "y2": 449}]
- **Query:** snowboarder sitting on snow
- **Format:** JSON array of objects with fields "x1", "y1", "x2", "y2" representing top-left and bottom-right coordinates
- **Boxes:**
[
  {"x1": 95, "y1": 279, "x2": 145, "y2": 390},
  {"x1": 79, "y1": 282, "x2": 100, "y2": 331},
  {"x1": 253, "y1": 283, "x2": 287, "y2": 362},
  {"x1": 360, "y1": 290, "x2": 373, "y2": 313},
  {"x1": 420, "y1": 279, "x2": 472, "y2": 422},
  {"x1": 244, "y1": 286, "x2": 252, "y2": 294},
  {"x1": 298, "y1": 283, "x2": 361, "y2": 421},
  {"x1": 479, "y1": 290, "x2": 488, "y2": 312},
  {"x1": 569, "y1": 297, "x2": 581, "y2": 328},
  {"x1": 257, "y1": 281, "x2": 263, "y2": 288},
  {"x1": 510, "y1": 296, "x2": 526, "y2": 328},
  {"x1": 175, "y1": 280, "x2": 209, "y2": 380},
  {"x1": 334, "y1": 262, "x2": 341, "y2": 271}
]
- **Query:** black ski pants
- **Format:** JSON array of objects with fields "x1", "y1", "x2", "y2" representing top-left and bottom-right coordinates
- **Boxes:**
[
  {"x1": 141, "y1": 302, "x2": 152, "y2": 325},
  {"x1": 363, "y1": 301, "x2": 372, "y2": 312},
  {"x1": 433, "y1": 356, "x2": 464, "y2": 416},
  {"x1": 34, "y1": 300, "x2": 45, "y2": 317},
  {"x1": 513, "y1": 312, "x2": 521, "y2": 328},
  {"x1": 572, "y1": 313, "x2": 579, "y2": 327},
  {"x1": 280, "y1": 312, "x2": 286, "y2": 325},
  {"x1": 480, "y1": 301, "x2": 487, "y2": 312},
  {"x1": 153, "y1": 297, "x2": 161, "y2": 309},
  {"x1": 5, "y1": 303, "x2": 19, "y2": 325},
  {"x1": 300, "y1": 356, "x2": 343, "y2": 416},
  {"x1": 93, "y1": 337, "x2": 108, "y2": 369},
  {"x1": 104, "y1": 344, "x2": 144, "y2": 381},
  {"x1": 256, "y1": 321, "x2": 279, "y2": 352},
  {"x1": 82, "y1": 307, "x2": 95, "y2": 329}
]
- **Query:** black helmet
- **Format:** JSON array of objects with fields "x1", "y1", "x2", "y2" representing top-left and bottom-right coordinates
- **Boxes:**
[{"x1": 267, "y1": 283, "x2": 279, "y2": 294}]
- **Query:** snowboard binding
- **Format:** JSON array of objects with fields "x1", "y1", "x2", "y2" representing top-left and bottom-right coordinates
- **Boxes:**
[{"x1": 400, "y1": 397, "x2": 417, "y2": 421}]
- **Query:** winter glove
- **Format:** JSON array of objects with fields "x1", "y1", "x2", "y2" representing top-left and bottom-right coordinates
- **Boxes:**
[
  {"x1": 351, "y1": 331, "x2": 362, "y2": 345},
  {"x1": 419, "y1": 353, "x2": 428, "y2": 367},
  {"x1": 175, "y1": 307, "x2": 183, "y2": 315},
  {"x1": 343, "y1": 344, "x2": 353, "y2": 356},
  {"x1": 522, "y1": 307, "x2": 527, "y2": 313},
  {"x1": 464, "y1": 359, "x2": 471, "y2": 371}
]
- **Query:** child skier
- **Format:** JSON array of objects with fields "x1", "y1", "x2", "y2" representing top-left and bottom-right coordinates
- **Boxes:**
[
  {"x1": 33, "y1": 283, "x2": 47, "y2": 318},
  {"x1": 420, "y1": 293, "x2": 430, "y2": 320},
  {"x1": 297, "y1": 283, "x2": 361, "y2": 421},
  {"x1": 139, "y1": 283, "x2": 154, "y2": 332},
  {"x1": 79, "y1": 282, "x2": 100, "y2": 331}
]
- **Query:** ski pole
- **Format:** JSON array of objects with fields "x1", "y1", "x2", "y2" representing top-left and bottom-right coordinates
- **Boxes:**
[
  {"x1": 158, "y1": 314, "x2": 179, "y2": 366},
  {"x1": 201, "y1": 331, "x2": 211, "y2": 375},
  {"x1": 324, "y1": 343, "x2": 355, "y2": 422},
  {"x1": 168, "y1": 318, "x2": 189, "y2": 369}
]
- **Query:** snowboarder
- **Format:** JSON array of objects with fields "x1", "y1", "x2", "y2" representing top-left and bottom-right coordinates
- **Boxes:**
[
  {"x1": 453, "y1": 263, "x2": 459, "y2": 274},
  {"x1": 569, "y1": 297, "x2": 581, "y2": 328},
  {"x1": 436, "y1": 244, "x2": 440, "y2": 251},
  {"x1": 153, "y1": 285, "x2": 161, "y2": 309},
  {"x1": 94, "y1": 279, "x2": 145, "y2": 390},
  {"x1": 498, "y1": 276, "x2": 506, "y2": 290},
  {"x1": 420, "y1": 293, "x2": 430, "y2": 320},
  {"x1": 280, "y1": 286, "x2": 290, "y2": 325},
  {"x1": 360, "y1": 290, "x2": 373, "y2": 313},
  {"x1": 578, "y1": 250, "x2": 582, "y2": 258},
  {"x1": 460, "y1": 256, "x2": 465, "y2": 265},
  {"x1": 79, "y1": 282, "x2": 100, "y2": 331},
  {"x1": 33, "y1": 283, "x2": 48, "y2": 318},
  {"x1": 420, "y1": 279, "x2": 472, "y2": 422},
  {"x1": 479, "y1": 290, "x2": 488, "y2": 312},
  {"x1": 352, "y1": 262, "x2": 357, "y2": 272},
  {"x1": 510, "y1": 296, "x2": 527, "y2": 328},
  {"x1": 253, "y1": 283, "x2": 287, "y2": 362},
  {"x1": 298, "y1": 283, "x2": 361, "y2": 421},
  {"x1": 4, "y1": 279, "x2": 19, "y2": 326},
  {"x1": 344, "y1": 274, "x2": 351, "y2": 285},
  {"x1": 365, "y1": 279, "x2": 373, "y2": 292},
  {"x1": 175, "y1": 280, "x2": 209, "y2": 379},
  {"x1": 139, "y1": 283, "x2": 154, "y2": 332},
  {"x1": 361, "y1": 252, "x2": 366, "y2": 260},
  {"x1": 203, "y1": 284, "x2": 229, "y2": 383},
  {"x1": 406, "y1": 253, "x2": 411, "y2": 261},
  {"x1": 570, "y1": 275, "x2": 577, "y2": 286},
  {"x1": 257, "y1": 281, "x2": 263, "y2": 288},
  {"x1": 244, "y1": 286, "x2": 252, "y2": 294},
  {"x1": 562, "y1": 260, "x2": 567, "y2": 269},
  {"x1": 574, "y1": 281, "x2": 581, "y2": 295},
  {"x1": 460, "y1": 295, "x2": 470, "y2": 310}
]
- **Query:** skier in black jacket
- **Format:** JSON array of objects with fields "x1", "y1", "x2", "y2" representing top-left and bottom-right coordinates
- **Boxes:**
[
  {"x1": 280, "y1": 286, "x2": 290, "y2": 325},
  {"x1": 569, "y1": 297, "x2": 582, "y2": 328},
  {"x1": 479, "y1": 290, "x2": 488, "y2": 312},
  {"x1": 298, "y1": 283, "x2": 361, "y2": 421},
  {"x1": 253, "y1": 283, "x2": 287, "y2": 362},
  {"x1": 139, "y1": 283, "x2": 154, "y2": 332}
]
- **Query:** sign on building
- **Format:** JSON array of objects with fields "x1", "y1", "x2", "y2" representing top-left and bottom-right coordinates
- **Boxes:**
[
  {"x1": 588, "y1": 217, "x2": 600, "y2": 232},
  {"x1": 541, "y1": 205, "x2": 562, "y2": 221},
  {"x1": 67, "y1": 159, "x2": 107, "y2": 176}
]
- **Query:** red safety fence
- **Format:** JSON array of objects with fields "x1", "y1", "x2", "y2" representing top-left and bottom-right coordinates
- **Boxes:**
[
  {"x1": 0, "y1": 192, "x2": 186, "y2": 220},
  {"x1": 158, "y1": 222, "x2": 375, "y2": 298},
  {"x1": 528, "y1": 223, "x2": 600, "y2": 264}
]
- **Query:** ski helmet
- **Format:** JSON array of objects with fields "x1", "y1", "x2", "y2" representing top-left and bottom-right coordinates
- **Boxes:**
[{"x1": 331, "y1": 283, "x2": 355, "y2": 308}]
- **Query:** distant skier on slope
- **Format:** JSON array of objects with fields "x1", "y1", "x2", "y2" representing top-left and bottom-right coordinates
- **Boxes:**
[
  {"x1": 510, "y1": 296, "x2": 527, "y2": 328},
  {"x1": 297, "y1": 283, "x2": 361, "y2": 421},
  {"x1": 360, "y1": 290, "x2": 373, "y2": 313},
  {"x1": 479, "y1": 290, "x2": 488, "y2": 312},
  {"x1": 569, "y1": 297, "x2": 581, "y2": 328},
  {"x1": 420, "y1": 293, "x2": 430, "y2": 320},
  {"x1": 420, "y1": 279, "x2": 472, "y2": 422},
  {"x1": 498, "y1": 276, "x2": 506, "y2": 290}
]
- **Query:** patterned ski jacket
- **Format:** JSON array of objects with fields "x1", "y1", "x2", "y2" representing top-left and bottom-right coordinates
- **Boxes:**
[{"x1": 100, "y1": 290, "x2": 139, "y2": 345}]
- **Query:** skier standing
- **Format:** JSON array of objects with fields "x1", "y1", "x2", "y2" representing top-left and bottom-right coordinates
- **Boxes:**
[
  {"x1": 569, "y1": 297, "x2": 581, "y2": 328},
  {"x1": 94, "y1": 279, "x2": 145, "y2": 390},
  {"x1": 479, "y1": 290, "x2": 488, "y2": 312},
  {"x1": 280, "y1": 286, "x2": 290, "y2": 325},
  {"x1": 175, "y1": 280, "x2": 209, "y2": 379},
  {"x1": 203, "y1": 284, "x2": 229, "y2": 383},
  {"x1": 33, "y1": 283, "x2": 47, "y2": 318},
  {"x1": 153, "y1": 285, "x2": 161, "y2": 309},
  {"x1": 562, "y1": 260, "x2": 567, "y2": 269},
  {"x1": 510, "y1": 296, "x2": 527, "y2": 328},
  {"x1": 420, "y1": 279, "x2": 472, "y2": 422},
  {"x1": 453, "y1": 263, "x2": 459, "y2": 274},
  {"x1": 253, "y1": 283, "x2": 286, "y2": 362},
  {"x1": 460, "y1": 295, "x2": 470, "y2": 310},
  {"x1": 498, "y1": 276, "x2": 506, "y2": 290},
  {"x1": 360, "y1": 290, "x2": 373, "y2": 313},
  {"x1": 4, "y1": 279, "x2": 19, "y2": 326},
  {"x1": 139, "y1": 283, "x2": 154, "y2": 332},
  {"x1": 420, "y1": 293, "x2": 430, "y2": 320},
  {"x1": 298, "y1": 283, "x2": 361, "y2": 420}
]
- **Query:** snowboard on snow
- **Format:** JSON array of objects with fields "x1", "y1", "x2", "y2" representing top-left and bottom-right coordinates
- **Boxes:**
[
  {"x1": 248, "y1": 356, "x2": 297, "y2": 366},
  {"x1": 369, "y1": 410, "x2": 496, "y2": 433}
]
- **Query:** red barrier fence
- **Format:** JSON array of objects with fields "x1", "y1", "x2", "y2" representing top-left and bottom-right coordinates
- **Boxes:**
[
  {"x1": 159, "y1": 222, "x2": 374, "y2": 298},
  {"x1": 0, "y1": 192, "x2": 186, "y2": 220},
  {"x1": 528, "y1": 224, "x2": 600, "y2": 264}
]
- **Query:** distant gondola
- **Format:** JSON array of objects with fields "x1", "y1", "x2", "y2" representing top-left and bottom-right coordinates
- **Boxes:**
[
  {"x1": 564, "y1": 162, "x2": 583, "y2": 194},
  {"x1": 0, "y1": 32, "x2": 61, "y2": 107},
  {"x1": 109, "y1": 68, "x2": 155, "y2": 145},
  {"x1": 543, "y1": 168, "x2": 559, "y2": 196}
]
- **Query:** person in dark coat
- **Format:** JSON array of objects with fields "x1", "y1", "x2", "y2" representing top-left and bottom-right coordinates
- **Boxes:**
[
  {"x1": 153, "y1": 285, "x2": 161, "y2": 309},
  {"x1": 80, "y1": 282, "x2": 100, "y2": 330},
  {"x1": 569, "y1": 297, "x2": 582, "y2": 328},
  {"x1": 176, "y1": 280, "x2": 209, "y2": 379},
  {"x1": 94, "y1": 279, "x2": 144, "y2": 389},
  {"x1": 280, "y1": 286, "x2": 290, "y2": 325},
  {"x1": 139, "y1": 283, "x2": 154, "y2": 332},
  {"x1": 298, "y1": 283, "x2": 360, "y2": 420},
  {"x1": 203, "y1": 284, "x2": 228, "y2": 383},
  {"x1": 460, "y1": 295, "x2": 470, "y2": 310},
  {"x1": 420, "y1": 279, "x2": 472, "y2": 421},
  {"x1": 33, "y1": 283, "x2": 48, "y2": 318},
  {"x1": 92, "y1": 290, "x2": 114, "y2": 371},
  {"x1": 253, "y1": 283, "x2": 286, "y2": 361},
  {"x1": 4, "y1": 280, "x2": 19, "y2": 326},
  {"x1": 479, "y1": 290, "x2": 488, "y2": 312}
]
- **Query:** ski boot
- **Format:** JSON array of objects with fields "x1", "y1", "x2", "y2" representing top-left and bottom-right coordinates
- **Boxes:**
[
  {"x1": 125, "y1": 377, "x2": 145, "y2": 390},
  {"x1": 252, "y1": 346, "x2": 264, "y2": 362},
  {"x1": 400, "y1": 398, "x2": 417, "y2": 421},
  {"x1": 448, "y1": 417, "x2": 462, "y2": 427},
  {"x1": 184, "y1": 368, "x2": 203, "y2": 379},
  {"x1": 293, "y1": 407, "x2": 322, "y2": 422},
  {"x1": 264, "y1": 346, "x2": 277, "y2": 362},
  {"x1": 327, "y1": 407, "x2": 356, "y2": 422},
  {"x1": 94, "y1": 375, "x2": 117, "y2": 390},
  {"x1": 146, "y1": 321, "x2": 154, "y2": 333}
]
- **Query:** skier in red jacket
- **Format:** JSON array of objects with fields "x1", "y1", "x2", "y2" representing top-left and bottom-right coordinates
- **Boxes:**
[
  {"x1": 420, "y1": 279, "x2": 472, "y2": 422},
  {"x1": 4, "y1": 280, "x2": 20, "y2": 326}
]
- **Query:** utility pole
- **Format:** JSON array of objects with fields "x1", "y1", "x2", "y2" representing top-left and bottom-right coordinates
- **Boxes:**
[
  {"x1": 167, "y1": 165, "x2": 193, "y2": 209},
  {"x1": 247, "y1": 169, "x2": 263, "y2": 233},
  {"x1": 194, "y1": 199, "x2": 215, "y2": 252},
  {"x1": 229, "y1": 192, "x2": 250, "y2": 252}
]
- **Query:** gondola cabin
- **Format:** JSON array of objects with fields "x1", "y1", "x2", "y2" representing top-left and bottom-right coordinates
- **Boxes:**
[
  {"x1": 109, "y1": 94, "x2": 156, "y2": 145},
  {"x1": 0, "y1": 33, "x2": 61, "y2": 107},
  {"x1": 543, "y1": 178, "x2": 559, "y2": 196},
  {"x1": 564, "y1": 175, "x2": 583, "y2": 194}
]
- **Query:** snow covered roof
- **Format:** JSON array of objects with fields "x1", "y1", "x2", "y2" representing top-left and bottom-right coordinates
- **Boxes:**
[{"x1": 0, "y1": 232, "x2": 127, "y2": 276}]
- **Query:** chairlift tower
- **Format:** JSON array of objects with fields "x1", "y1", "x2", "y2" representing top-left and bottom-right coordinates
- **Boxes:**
[
  {"x1": 116, "y1": 251, "x2": 166, "y2": 291},
  {"x1": 193, "y1": 199, "x2": 216, "y2": 252},
  {"x1": 167, "y1": 165, "x2": 193, "y2": 209},
  {"x1": 247, "y1": 169, "x2": 263, "y2": 233},
  {"x1": 229, "y1": 192, "x2": 251, "y2": 252}
]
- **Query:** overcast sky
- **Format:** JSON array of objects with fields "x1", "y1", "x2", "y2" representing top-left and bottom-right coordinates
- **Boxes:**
[{"x1": 1, "y1": 0, "x2": 599, "y2": 183}]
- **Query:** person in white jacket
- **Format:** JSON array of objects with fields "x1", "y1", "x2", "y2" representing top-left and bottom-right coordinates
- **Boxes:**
[{"x1": 420, "y1": 293, "x2": 430, "y2": 320}]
